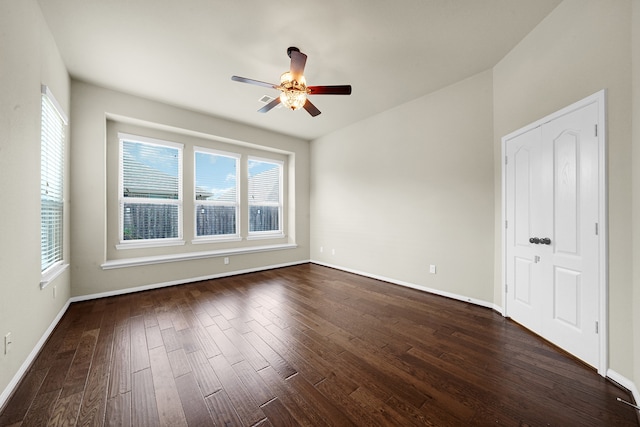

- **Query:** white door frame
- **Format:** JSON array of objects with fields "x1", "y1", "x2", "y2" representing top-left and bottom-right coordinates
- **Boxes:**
[{"x1": 501, "y1": 90, "x2": 608, "y2": 376}]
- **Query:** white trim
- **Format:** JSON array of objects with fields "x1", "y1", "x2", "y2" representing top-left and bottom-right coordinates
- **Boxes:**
[
  {"x1": 191, "y1": 236, "x2": 243, "y2": 245},
  {"x1": 116, "y1": 239, "x2": 185, "y2": 250},
  {"x1": 118, "y1": 132, "x2": 184, "y2": 150},
  {"x1": 80, "y1": 260, "x2": 309, "y2": 302},
  {"x1": 193, "y1": 147, "x2": 240, "y2": 240},
  {"x1": 607, "y1": 369, "x2": 640, "y2": 409},
  {"x1": 0, "y1": 299, "x2": 70, "y2": 410},
  {"x1": 248, "y1": 155, "x2": 285, "y2": 167},
  {"x1": 40, "y1": 262, "x2": 69, "y2": 289},
  {"x1": 3, "y1": 261, "x2": 635, "y2": 415},
  {"x1": 246, "y1": 232, "x2": 286, "y2": 241},
  {"x1": 194, "y1": 145, "x2": 241, "y2": 159},
  {"x1": 102, "y1": 243, "x2": 297, "y2": 269},
  {"x1": 248, "y1": 156, "x2": 284, "y2": 236},
  {"x1": 41, "y1": 84, "x2": 68, "y2": 124},
  {"x1": 1, "y1": 260, "x2": 305, "y2": 410},
  {"x1": 118, "y1": 134, "x2": 184, "y2": 244},
  {"x1": 501, "y1": 89, "x2": 608, "y2": 376},
  {"x1": 310, "y1": 260, "x2": 495, "y2": 310}
]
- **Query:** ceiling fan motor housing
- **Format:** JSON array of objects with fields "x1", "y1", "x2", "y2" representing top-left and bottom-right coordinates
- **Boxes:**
[{"x1": 287, "y1": 46, "x2": 301, "y2": 58}]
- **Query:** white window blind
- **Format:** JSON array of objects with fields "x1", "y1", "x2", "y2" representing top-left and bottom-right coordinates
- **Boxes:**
[
  {"x1": 119, "y1": 134, "x2": 183, "y2": 243},
  {"x1": 248, "y1": 157, "x2": 283, "y2": 234},
  {"x1": 194, "y1": 148, "x2": 240, "y2": 238},
  {"x1": 41, "y1": 85, "x2": 67, "y2": 273}
]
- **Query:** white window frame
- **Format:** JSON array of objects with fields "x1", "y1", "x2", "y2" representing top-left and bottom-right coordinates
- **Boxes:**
[
  {"x1": 247, "y1": 156, "x2": 284, "y2": 239},
  {"x1": 40, "y1": 85, "x2": 69, "y2": 288},
  {"x1": 193, "y1": 146, "x2": 241, "y2": 243},
  {"x1": 117, "y1": 133, "x2": 184, "y2": 249}
]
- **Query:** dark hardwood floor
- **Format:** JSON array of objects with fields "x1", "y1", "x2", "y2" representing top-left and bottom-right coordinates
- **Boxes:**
[{"x1": 0, "y1": 263, "x2": 637, "y2": 426}]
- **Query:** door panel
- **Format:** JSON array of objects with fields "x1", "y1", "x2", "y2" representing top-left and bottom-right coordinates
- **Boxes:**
[
  {"x1": 505, "y1": 101, "x2": 600, "y2": 369},
  {"x1": 506, "y1": 127, "x2": 542, "y2": 335},
  {"x1": 554, "y1": 131, "x2": 579, "y2": 255},
  {"x1": 514, "y1": 257, "x2": 533, "y2": 305},
  {"x1": 553, "y1": 267, "x2": 581, "y2": 328},
  {"x1": 541, "y1": 103, "x2": 600, "y2": 366}
]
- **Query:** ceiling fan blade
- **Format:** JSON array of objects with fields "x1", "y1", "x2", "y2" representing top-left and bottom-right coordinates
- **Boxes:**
[
  {"x1": 290, "y1": 50, "x2": 307, "y2": 82},
  {"x1": 232, "y1": 76, "x2": 278, "y2": 89},
  {"x1": 308, "y1": 85, "x2": 352, "y2": 95},
  {"x1": 303, "y1": 99, "x2": 321, "y2": 117},
  {"x1": 258, "y1": 96, "x2": 281, "y2": 113}
]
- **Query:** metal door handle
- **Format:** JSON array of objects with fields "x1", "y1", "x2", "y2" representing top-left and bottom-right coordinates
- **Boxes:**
[{"x1": 529, "y1": 237, "x2": 551, "y2": 245}]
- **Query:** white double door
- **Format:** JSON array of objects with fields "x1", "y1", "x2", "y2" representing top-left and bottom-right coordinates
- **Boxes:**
[{"x1": 504, "y1": 97, "x2": 603, "y2": 370}]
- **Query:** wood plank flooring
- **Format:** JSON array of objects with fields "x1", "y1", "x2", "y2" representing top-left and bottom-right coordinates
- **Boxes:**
[{"x1": 1, "y1": 263, "x2": 638, "y2": 426}]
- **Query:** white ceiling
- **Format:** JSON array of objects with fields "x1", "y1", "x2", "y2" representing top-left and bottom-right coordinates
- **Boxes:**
[{"x1": 37, "y1": 0, "x2": 562, "y2": 141}]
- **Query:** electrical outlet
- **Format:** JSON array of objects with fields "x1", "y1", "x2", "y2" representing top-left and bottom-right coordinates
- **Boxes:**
[
  {"x1": 4, "y1": 332, "x2": 12, "y2": 355},
  {"x1": 331, "y1": 248, "x2": 335, "y2": 255},
  {"x1": 224, "y1": 257, "x2": 229, "y2": 265},
  {"x1": 429, "y1": 265, "x2": 437, "y2": 274},
  {"x1": 320, "y1": 246, "x2": 324, "y2": 253}
]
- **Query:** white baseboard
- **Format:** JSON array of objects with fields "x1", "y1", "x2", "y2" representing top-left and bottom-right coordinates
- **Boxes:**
[
  {"x1": 312, "y1": 260, "x2": 640, "y2": 406},
  {"x1": 71, "y1": 259, "x2": 310, "y2": 303},
  {"x1": 310, "y1": 260, "x2": 495, "y2": 309},
  {"x1": 1, "y1": 259, "x2": 309, "y2": 410},
  {"x1": 0, "y1": 300, "x2": 71, "y2": 410},
  {"x1": 607, "y1": 369, "x2": 640, "y2": 408},
  {"x1": 4, "y1": 260, "x2": 636, "y2": 416}
]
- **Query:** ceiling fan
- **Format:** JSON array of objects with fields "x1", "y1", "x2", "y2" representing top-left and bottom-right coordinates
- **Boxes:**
[{"x1": 231, "y1": 47, "x2": 352, "y2": 117}]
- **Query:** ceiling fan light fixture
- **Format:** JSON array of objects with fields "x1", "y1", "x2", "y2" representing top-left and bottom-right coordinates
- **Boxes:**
[
  {"x1": 279, "y1": 71, "x2": 308, "y2": 110},
  {"x1": 280, "y1": 90, "x2": 307, "y2": 110},
  {"x1": 231, "y1": 47, "x2": 351, "y2": 116}
]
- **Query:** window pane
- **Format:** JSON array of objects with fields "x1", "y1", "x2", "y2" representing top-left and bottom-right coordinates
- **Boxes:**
[
  {"x1": 248, "y1": 159, "x2": 281, "y2": 233},
  {"x1": 248, "y1": 160, "x2": 280, "y2": 204},
  {"x1": 195, "y1": 152, "x2": 237, "y2": 201},
  {"x1": 249, "y1": 206, "x2": 280, "y2": 232},
  {"x1": 123, "y1": 203, "x2": 179, "y2": 240},
  {"x1": 41, "y1": 91, "x2": 65, "y2": 272},
  {"x1": 196, "y1": 205, "x2": 236, "y2": 236},
  {"x1": 195, "y1": 151, "x2": 238, "y2": 237},
  {"x1": 123, "y1": 141, "x2": 179, "y2": 199},
  {"x1": 119, "y1": 135, "x2": 183, "y2": 244}
]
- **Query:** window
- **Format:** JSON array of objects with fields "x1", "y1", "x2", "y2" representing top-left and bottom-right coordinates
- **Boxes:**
[
  {"x1": 194, "y1": 148, "x2": 240, "y2": 239},
  {"x1": 119, "y1": 133, "x2": 183, "y2": 244},
  {"x1": 248, "y1": 157, "x2": 283, "y2": 235},
  {"x1": 41, "y1": 85, "x2": 67, "y2": 274}
]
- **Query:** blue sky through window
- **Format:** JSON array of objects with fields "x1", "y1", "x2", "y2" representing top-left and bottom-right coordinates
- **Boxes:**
[
  {"x1": 195, "y1": 152, "x2": 237, "y2": 201},
  {"x1": 124, "y1": 141, "x2": 179, "y2": 177}
]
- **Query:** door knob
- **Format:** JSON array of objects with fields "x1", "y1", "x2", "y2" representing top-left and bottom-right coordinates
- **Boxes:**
[
  {"x1": 529, "y1": 237, "x2": 540, "y2": 244},
  {"x1": 540, "y1": 237, "x2": 551, "y2": 245}
]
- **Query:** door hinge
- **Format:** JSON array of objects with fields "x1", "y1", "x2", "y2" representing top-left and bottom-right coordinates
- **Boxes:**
[
  {"x1": 595, "y1": 222, "x2": 599, "y2": 235},
  {"x1": 595, "y1": 321, "x2": 599, "y2": 334},
  {"x1": 595, "y1": 124, "x2": 598, "y2": 137},
  {"x1": 505, "y1": 156, "x2": 508, "y2": 165},
  {"x1": 505, "y1": 284, "x2": 508, "y2": 293},
  {"x1": 505, "y1": 220, "x2": 508, "y2": 229}
]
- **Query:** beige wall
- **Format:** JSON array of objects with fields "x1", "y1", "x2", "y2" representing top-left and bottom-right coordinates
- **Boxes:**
[
  {"x1": 70, "y1": 81, "x2": 311, "y2": 297},
  {"x1": 0, "y1": 0, "x2": 70, "y2": 400},
  {"x1": 2, "y1": 0, "x2": 639, "y2": 408},
  {"x1": 632, "y1": 0, "x2": 640, "y2": 395},
  {"x1": 311, "y1": 70, "x2": 495, "y2": 304},
  {"x1": 493, "y1": 0, "x2": 634, "y2": 378}
]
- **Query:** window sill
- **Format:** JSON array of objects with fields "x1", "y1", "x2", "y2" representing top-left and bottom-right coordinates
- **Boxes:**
[
  {"x1": 116, "y1": 239, "x2": 186, "y2": 250},
  {"x1": 101, "y1": 243, "x2": 297, "y2": 270},
  {"x1": 40, "y1": 262, "x2": 69, "y2": 289},
  {"x1": 191, "y1": 236, "x2": 243, "y2": 245},
  {"x1": 246, "y1": 232, "x2": 285, "y2": 241}
]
